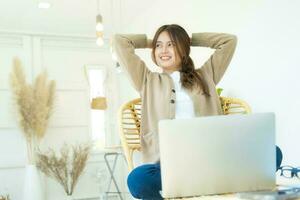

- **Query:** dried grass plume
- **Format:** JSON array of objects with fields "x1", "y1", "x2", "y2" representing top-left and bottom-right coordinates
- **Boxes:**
[
  {"x1": 36, "y1": 143, "x2": 91, "y2": 196},
  {"x1": 10, "y1": 57, "x2": 56, "y2": 163},
  {"x1": 0, "y1": 195, "x2": 10, "y2": 200}
]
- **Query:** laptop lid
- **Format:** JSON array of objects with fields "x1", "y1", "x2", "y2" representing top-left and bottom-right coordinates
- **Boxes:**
[{"x1": 158, "y1": 113, "x2": 276, "y2": 198}]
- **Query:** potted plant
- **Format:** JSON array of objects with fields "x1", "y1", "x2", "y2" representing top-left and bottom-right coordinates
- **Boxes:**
[
  {"x1": 36, "y1": 143, "x2": 91, "y2": 199},
  {"x1": 10, "y1": 58, "x2": 56, "y2": 200}
]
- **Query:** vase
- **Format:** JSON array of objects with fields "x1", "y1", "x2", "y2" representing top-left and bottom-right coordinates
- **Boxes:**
[
  {"x1": 23, "y1": 164, "x2": 45, "y2": 200},
  {"x1": 65, "y1": 194, "x2": 74, "y2": 200}
]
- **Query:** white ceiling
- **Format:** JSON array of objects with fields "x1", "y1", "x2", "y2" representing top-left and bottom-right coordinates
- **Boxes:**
[
  {"x1": 0, "y1": 0, "x2": 266, "y2": 38},
  {"x1": 0, "y1": 0, "x2": 123, "y2": 37}
]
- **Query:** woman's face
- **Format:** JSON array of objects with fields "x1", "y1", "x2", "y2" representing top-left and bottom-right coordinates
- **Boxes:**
[{"x1": 154, "y1": 31, "x2": 182, "y2": 73}]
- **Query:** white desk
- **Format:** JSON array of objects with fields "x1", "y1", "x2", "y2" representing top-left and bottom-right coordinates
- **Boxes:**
[{"x1": 172, "y1": 175, "x2": 300, "y2": 200}]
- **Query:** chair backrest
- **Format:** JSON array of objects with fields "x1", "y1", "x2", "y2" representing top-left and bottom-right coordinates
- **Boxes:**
[
  {"x1": 118, "y1": 98, "x2": 142, "y2": 171},
  {"x1": 119, "y1": 97, "x2": 251, "y2": 172},
  {"x1": 220, "y1": 96, "x2": 251, "y2": 115}
]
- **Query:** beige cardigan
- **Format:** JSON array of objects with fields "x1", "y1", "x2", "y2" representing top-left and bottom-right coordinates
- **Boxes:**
[{"x1": 112, "y1": 32, "x2": 237, "y2": 163}]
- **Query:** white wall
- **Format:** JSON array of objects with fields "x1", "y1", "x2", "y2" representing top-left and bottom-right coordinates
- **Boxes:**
[
  {"x1": 116, "y1": 0, "x2": 300, "y2": 166},
  {"x1": 0, "y1": 31, "x2": 130, "y2": 199},
  {"x1": 230, "y1": 0, "x2": 300, "y2": 166}
]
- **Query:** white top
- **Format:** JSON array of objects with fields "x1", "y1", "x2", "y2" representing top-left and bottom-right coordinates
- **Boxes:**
[{"x1": 170, "y1": 71, "x2": 195, "y2": 119}]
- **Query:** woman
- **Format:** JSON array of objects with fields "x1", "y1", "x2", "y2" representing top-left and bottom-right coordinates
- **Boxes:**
[{"x1": 113, "y1": 24, "x2": 234, "y2": 199}]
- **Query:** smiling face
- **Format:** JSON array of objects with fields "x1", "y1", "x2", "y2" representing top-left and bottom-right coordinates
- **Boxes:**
[{"x1": 154, "y1": 31, "x2": 182, "y2": 73}]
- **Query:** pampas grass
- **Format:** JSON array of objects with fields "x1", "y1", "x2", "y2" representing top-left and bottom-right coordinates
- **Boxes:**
[
  {"x1": 0, "y1": 195, "x2": 10, "y2": 200},
  {"x1": 36, "y1": 143, "x2": 91, "y2": 196},
  {"x1": 10, "y1": 58, "x2": 56, "y2": 164}
]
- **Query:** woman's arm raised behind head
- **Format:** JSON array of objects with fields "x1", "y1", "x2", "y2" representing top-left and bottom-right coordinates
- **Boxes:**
[
  {"x1": 112, "y1": 34, "x2": 151, "y2": 92},
  {"x1": 192, "y1": 33, "x2": 237, "y2": 85}
]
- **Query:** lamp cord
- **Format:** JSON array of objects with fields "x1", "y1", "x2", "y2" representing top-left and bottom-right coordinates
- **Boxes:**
[{"x1": 97, "y1": 0, "x2": 100, "y2": 14}]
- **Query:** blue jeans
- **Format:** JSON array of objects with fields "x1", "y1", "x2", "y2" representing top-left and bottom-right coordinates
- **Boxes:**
[
  {"x1": 127, "y1": 146, "x2": 283, "y2": 200},
  {"x1": 127, "y1": 163, "x2": 163, "y2": 200}
]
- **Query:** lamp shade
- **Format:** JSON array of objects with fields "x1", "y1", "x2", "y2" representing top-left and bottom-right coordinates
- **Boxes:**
[
  {"x1": 96, "y1": 14, "x2": 103, "y2": 31},
  {"x1": 91, "y1": 97, "x2": 107, "y2": 110}
]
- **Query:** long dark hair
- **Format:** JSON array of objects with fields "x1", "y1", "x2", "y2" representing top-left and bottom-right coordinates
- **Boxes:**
[{"x1": 151, "y1": 24, "x2": 210, "y2": 95}]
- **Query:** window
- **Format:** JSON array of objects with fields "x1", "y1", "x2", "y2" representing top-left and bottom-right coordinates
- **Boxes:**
[{"x1": 85, "y1": 65, "x2": 107, "y2": 148}]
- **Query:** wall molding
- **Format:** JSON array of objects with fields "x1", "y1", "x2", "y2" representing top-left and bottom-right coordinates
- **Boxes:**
[
  {"x1": 0, "y1": 30, "x2": 98, "y2": 40},
  {"x1": 0, "y1": 165, "x2": 25, "y2": 170},
  {"x1": 41, "y1": 37, "x2": 109, "y2": 52},
  {"x1": 0, "y1": 122, "x2": 91, "y2": 132},
  {"x1": 0, "y1": 34, "x2": 23, "y2": 47}
]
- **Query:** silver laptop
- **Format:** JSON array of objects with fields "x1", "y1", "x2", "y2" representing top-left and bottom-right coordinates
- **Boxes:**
[{"x1": 158, "y1": 113, "x2": 276, "y2": 198}]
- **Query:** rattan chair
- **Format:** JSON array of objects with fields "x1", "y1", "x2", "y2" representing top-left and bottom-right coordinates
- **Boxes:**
[
  {"x1": 118, "y1": 97, "x2": 251, "y2": 172},
  {"x1": 220, "y1": 96, "x2": 251, "y2": 115}
]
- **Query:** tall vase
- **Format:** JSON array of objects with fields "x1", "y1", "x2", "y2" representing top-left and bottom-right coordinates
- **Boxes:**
[
  {"x1": 23, "y1": 164, "x2": 45, "y2": 200},
  {"x1": 65, "y1": 194, "x2": 74, "y2": 200}
]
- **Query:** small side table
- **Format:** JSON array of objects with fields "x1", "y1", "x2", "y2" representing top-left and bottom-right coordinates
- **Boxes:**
[{"x1": 103, "y1": 146, "x2": 127, "y2": 200}]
